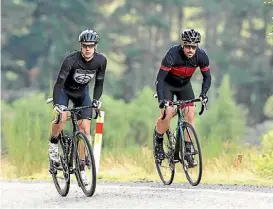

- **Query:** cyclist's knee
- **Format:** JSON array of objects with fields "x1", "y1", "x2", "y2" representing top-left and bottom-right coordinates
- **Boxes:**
[
  {"x1": 54, "y1": 112, "x2": 68, "y2": 124},
  {"x1": 60, "y1": 112, "x2": 68, "y2": 122},
  {"x1": 160, "y1": 106, "x2": 175, "y2": 121},
  {"x1": 184, "y1": 106, "x2": 195, "y2": 123},
  {"x1": 78, "y1": 119, "x2": 91, "y2": 135},
  {"x1": 157, "y1": 107, "x2": 174, "y2": 132}
]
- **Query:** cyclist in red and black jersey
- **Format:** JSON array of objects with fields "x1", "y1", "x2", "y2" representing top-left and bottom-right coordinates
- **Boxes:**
[{"x1": 154, "y1": 29, "x2": 211, "y2": 167}]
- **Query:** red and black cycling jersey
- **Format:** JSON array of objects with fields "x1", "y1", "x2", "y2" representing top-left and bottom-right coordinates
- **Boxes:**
[
  {"x1": 53, "y1": 50, "x2": 107, "y2": 104},
  {"x1": 156, "y1": 45, "x2": 211, "y2": 101}
]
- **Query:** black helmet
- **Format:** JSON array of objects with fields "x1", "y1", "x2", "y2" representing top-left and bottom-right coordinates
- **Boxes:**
[
  {"x1": 78, "y1": 29, "x2": 99, "y2": 43},
  {"x1": 181, "y1": 29, "x2": 201, "y2": 44}
]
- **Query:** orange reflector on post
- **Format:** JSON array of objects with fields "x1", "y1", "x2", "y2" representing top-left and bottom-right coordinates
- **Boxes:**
[{"x1": 95, "y1": 122, "x2": 104, "y2": 134}]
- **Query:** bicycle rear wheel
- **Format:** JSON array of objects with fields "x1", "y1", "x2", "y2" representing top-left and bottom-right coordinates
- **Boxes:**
[
  {"x1": 179, "y1": 122, "x2": 202, "y2": 186},
  {"x1": 153, "y1": 129, "x2": 175, "y2": 185},
  {"x1": 50, "y1": 135, "x2": 70, "y2": 196},
  {"x1": 74, "y1": 132, "x2": 96, "y2": 197}
]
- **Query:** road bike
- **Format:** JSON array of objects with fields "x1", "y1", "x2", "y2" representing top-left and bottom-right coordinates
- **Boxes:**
[
  {"x1": 153, "y1": 94, "x2": 207, "y2": 186},
  {"x1": 46, "y1": 97, "x2": 98, "y2": 197}
]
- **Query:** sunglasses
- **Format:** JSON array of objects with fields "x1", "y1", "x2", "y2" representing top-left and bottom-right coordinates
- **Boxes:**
[
  {"x1": 81, "y1": 43, "x2": 96, "y2": 49},
  {"x1": 183, "y1": 45, "x2": 197, "y2": 50}
]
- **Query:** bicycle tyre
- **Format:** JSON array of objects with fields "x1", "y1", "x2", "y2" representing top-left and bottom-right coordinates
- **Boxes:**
[
  {"x1": 74, "y1": 132, "x2": 97, "y2": 197},
  {"x1": 179, "y1": 122, "x2": 202, "y2": 186},
  {"x1": 153, "y1": 129, "x2": 175, "y2": 185},
  {"x1": 50, "y1": 135, "x2": 70, "y2": 196}
]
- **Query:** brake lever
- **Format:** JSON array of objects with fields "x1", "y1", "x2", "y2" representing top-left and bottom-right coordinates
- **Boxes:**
[
  {"x1": 93, "y1": 108, "x2": 101, "y2": 119},
  {"x1": 199, "y1": 105, "x2": 204, "y2": 115},
  {"x1": 204, "y1": 102, "x2": 208, "y2": 110},
  {"x1": 199, "y1": 101, "x2": 208, "y2": 115},
  {"x1": 161, "y1": 101, "x2": 170, "y2": 120},
  {"x1": 97, "y1": 108, "x2": 101, "y2": 118}
]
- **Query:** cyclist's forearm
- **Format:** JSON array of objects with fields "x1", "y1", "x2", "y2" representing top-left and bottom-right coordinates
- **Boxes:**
[
  {"x1": 53, "y1": 61, "x2": 71, "y2": 104},
  {"x1": 200, "y1": 70, "x2": 211, "y2": 95},
  {"x1": 93, "y1": 59, "x2": 106, "y2": 100},
  {"x1": 53, "y1": 84, "x2": 64, "y2": 104},
  {"x1": 93, "y1": 79, "x2": 104, "y2": 100},
  {"x1": 156, "y1": 69, "x2": 168, "y2": 101}
]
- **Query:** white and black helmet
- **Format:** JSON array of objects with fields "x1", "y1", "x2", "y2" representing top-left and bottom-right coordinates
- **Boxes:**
[
  {"x1": 181, "y1": 29, "x2": 201, "y2": 44},
  {"x1": 78, "y1": 29, "x2": 99, "y2": 43}
]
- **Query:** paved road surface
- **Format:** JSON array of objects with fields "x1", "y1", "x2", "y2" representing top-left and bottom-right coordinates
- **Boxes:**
[{"x1": 1, "y1": 180, "x2": 273, "y2": 208}]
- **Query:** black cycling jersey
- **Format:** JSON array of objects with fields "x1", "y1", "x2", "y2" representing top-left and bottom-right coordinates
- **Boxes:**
[
  {"x1": 156, "y1": 45, "x2": 211, "y2": 101},
  {"x1": 53, "y1": 51, "x2": 107, "y2": 104}
]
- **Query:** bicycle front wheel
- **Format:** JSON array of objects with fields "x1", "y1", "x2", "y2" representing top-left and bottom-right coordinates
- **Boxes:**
[
  {"x1": 74, "y1": 132, "x2": 96, "y2": 197},
  {"x1": 179, "y1": 122, "x2": 202, "y2": 186},
  {"x1": 153, "y1": 129, "x2": 175, "y2": 185},
  {"x1": 50, "y1": 135, "x2": 70, "y2": 196}
]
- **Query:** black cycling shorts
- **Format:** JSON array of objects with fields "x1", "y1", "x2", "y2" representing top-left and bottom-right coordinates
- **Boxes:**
[
  {"x1": 55, "y1": 88, "x2": 92, "y2": 120},
  {"x1": 163, "y1": 81, "x2": 195, "y2": 108}
]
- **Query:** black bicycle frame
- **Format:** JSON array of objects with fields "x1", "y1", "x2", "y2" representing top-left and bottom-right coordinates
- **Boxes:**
[
  {"x1": 70, "y1": 112, "x2": 81, "y2": 134},
  {"x1": 167, "y1": 98, "x2": 205, "y2": 150},
  {"x1": 64, "y1": 105, "x2": 97, "y2": 134},
  {"x1": 62, "y1": 105, "x2": 97, "y2": 169}
]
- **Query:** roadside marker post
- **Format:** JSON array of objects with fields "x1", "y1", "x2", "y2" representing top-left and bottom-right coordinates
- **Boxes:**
[{"x1": 93, "y1": 111, "x2": 105, "y2": 174}]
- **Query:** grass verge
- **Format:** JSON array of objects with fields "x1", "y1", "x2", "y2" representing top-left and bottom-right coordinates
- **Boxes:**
[{"x1": 1, "y1": 147, "x2": 273, "y2": 186}]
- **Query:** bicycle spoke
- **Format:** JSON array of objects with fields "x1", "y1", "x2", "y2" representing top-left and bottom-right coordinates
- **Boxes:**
[
  {"x1": 153, "y1": 129, "x2": 175, "y2": 185},
  {"x1": 179, "y1": 122, "x2": 202, "y2": 186},
  {"x1": 50, "y1": 135, "x2": 70, "y2": 196},
  {"x1": 75, "y1": 132, "x2": 96, "y2": 197}
]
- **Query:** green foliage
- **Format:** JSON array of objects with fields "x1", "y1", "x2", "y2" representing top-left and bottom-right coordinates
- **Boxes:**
[
  {"x1": 100, "y1": 95, "x2": 132, "y2": 150},
  {"x1": 1, "y1": 100, "x2": 14, "y2": 152},
  {"x1": 264, "y1": 95, "x2": 273, "y2": 118},
  {"x1": 195, "y1": 74, "x2": 246, "y2": 159},
  {"x1": 101, "y1": 87, "x2": 158, "y2": 151},
  {"x1": 1, "y1": 0, "x2": 273, "y2": 182},
  {"x1": 2, "y1": 0, "x2": 273, "y2": 124},
  {"x1": 196, "y1": 74, "x2": 247, "y2": 143},
  {"x1": 255, "y1": 130, "x2": 273, "y2": 178},
  {"x1": 264, "y1": 0, "x2": 273, "y2": 36},
  {"x1": 0, "y1": 88, "x2": 156, "y2": 176},
  {"x1": 261, "y1": 130, "x2": 273, "y2": 153},
  {"x1": 128, "y1": 87, "x2": 159, "y2": 147},
  {"x1": 264, "y1": 0, "x2": 273, "y2": 4},
  {"x1": 145, "y1": 14, "x2": 169, "y2": 29},
  {"x1": 0, "y1": 85, "x2": 270, "y2": 179},
  {"x1": 2, "y1": 93, "x2": 53, "y2": 177},
  {"x1": 2, "y1": 0, "x2": 103, "y2": 91}
]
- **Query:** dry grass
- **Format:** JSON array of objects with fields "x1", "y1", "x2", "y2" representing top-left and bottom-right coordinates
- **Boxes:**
[{"x1": 1, "y1": 147, "x2": 273, "y2": 186}]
